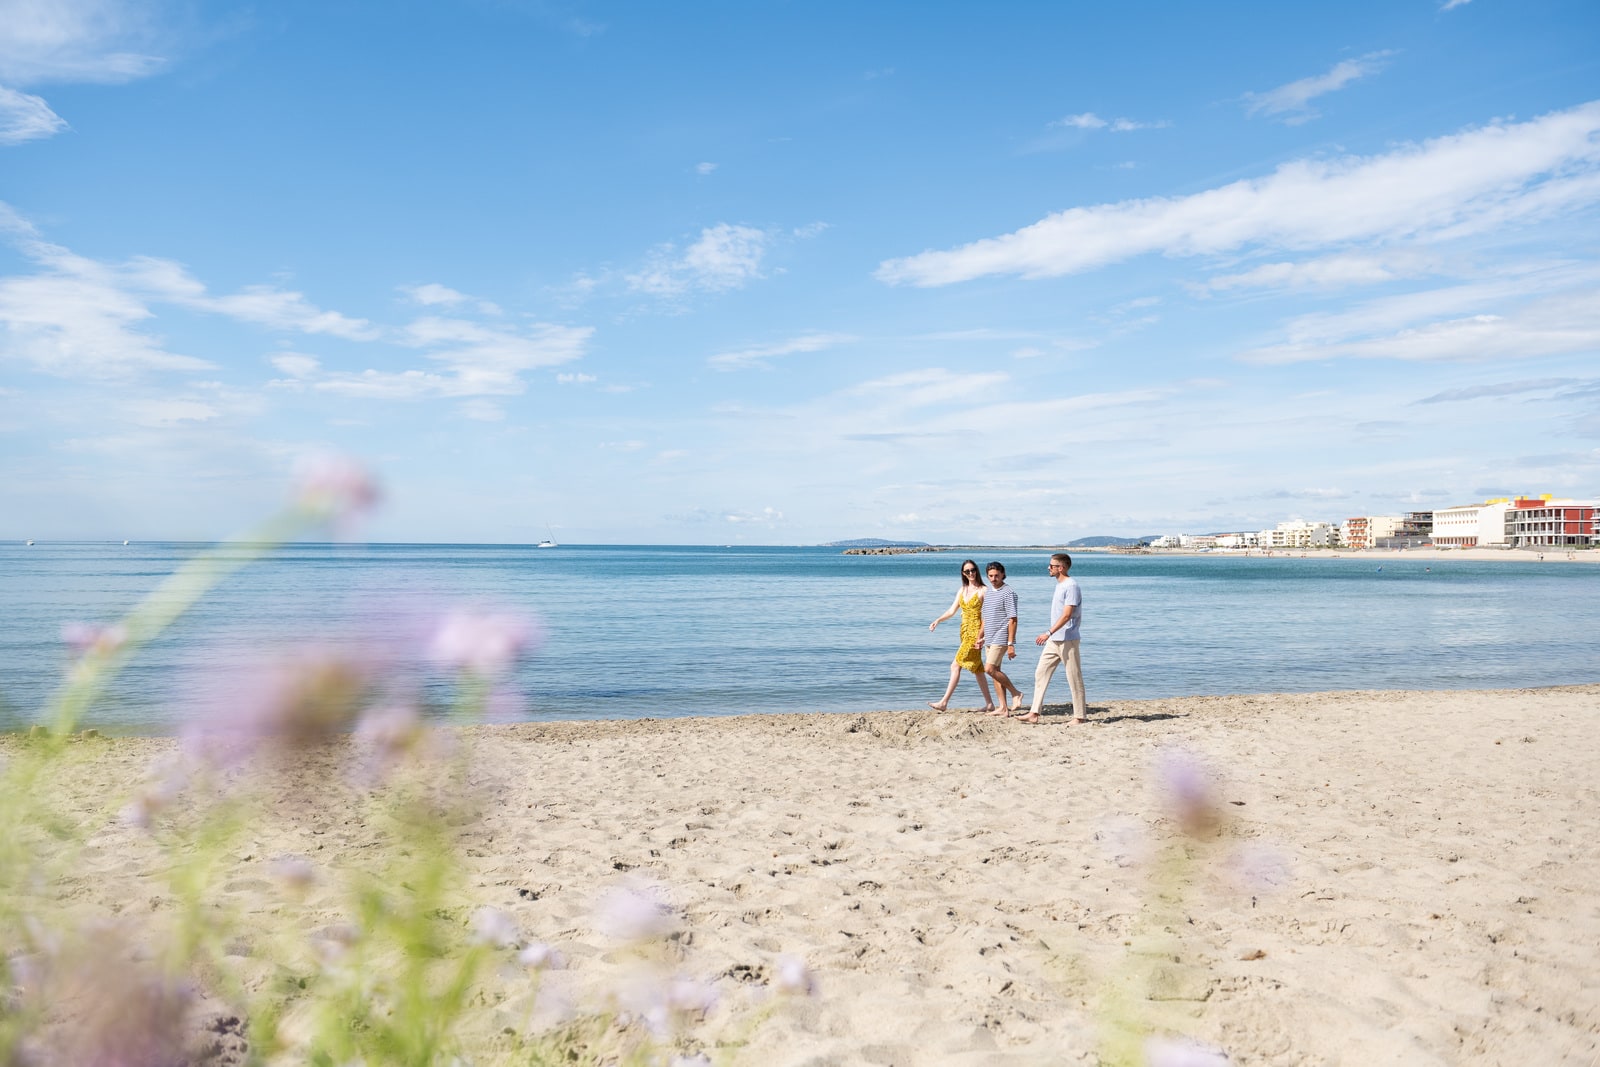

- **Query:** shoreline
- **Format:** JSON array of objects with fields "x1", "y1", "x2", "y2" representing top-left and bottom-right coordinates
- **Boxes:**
[{"x1": 8, "y1": 683, "x2": 1598, "y2": 1063}]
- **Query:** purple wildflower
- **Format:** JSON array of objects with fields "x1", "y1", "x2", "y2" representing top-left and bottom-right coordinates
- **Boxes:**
[
  {"x1": 774, "y1": 954, "x2": 818, "y2": 997},
  {"x1": 428, "y1": 610, "x2": 539, "y2": 675},
  {"x1": 595, "y1": 878, "x2": 678, "y2": 941},
  {"x1": 292, "y1": 454, "x2": 380, "y2": 520},
  {"x1": 472, "y1": 907, "x2": 520, "y2": 948},
  {"x1": 517, "y1": 943, "x2": 567, "y2": 971},
  {"x1": 1154, "y1": 747, "x2": 1223, "y2": 836},
  {"x1": 61, "y1": 622, "x2": 128, "y2": 659}
]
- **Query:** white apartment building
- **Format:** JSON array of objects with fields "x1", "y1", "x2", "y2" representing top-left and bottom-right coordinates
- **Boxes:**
[
  {"x1": 1432, "y1": 500, "x2": 1512, "y2": 547},
  {"x1": 1260, "y1": 520, "x2": 1337, "y2": 548},
  {"x1": 1214, "y1": 532, "x2": 1262, "y2": 549},
  {"x1": 1341, "y1": 515, "x2": 1402, "y2": 550}
]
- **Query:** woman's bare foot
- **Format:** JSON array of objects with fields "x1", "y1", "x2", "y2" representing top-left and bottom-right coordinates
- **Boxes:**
[
  {"x1": 927, "y1": 701, "x2": 948, "y2": 711},
  {"x1": 985, "y1": 707, "x2": 1010, "y2": 717},
  {"x1": 979, "y1": 704, "x2": 997, "y2": 715},
  {"x1": 1015, "y1": 712, "x2": 1041, "y2": 724}
]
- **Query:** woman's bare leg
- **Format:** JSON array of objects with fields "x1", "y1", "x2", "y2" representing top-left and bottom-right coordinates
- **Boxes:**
[{"x1": 928, "y1": 661, "x2": 961, "y2": 710}]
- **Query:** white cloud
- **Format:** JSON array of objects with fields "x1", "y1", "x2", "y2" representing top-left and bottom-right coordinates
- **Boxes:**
[
  {"x1": 1200, "y1": 252, "x2": 1428, "y2": 293},
  {"x1": 0, "y1": 0, "x2": 165, "y2": 85},
  {"x1": 0, "y1": 0, "x2": 167, "y2": 146},
  {"x1": 793, "y1": 221, "x2": 831, "y2": 239},
  {"x1": 400, "y1": 282, "x2": 469, "y2": 306},
  {"x1": 708, "y1": 331, "x2": 856, "y2": 370},
  {"x1": 725, "y1": 506, "x2": 783, "y2": 525},
  {"x1": 1245, "y1": 52, "x2": 1394, "y2": 124},
  {"x1": 1243, "y1": 287, "x2": 1600, "y2": 365},
  {"x1": 269, "y1": 352, "x2": 321, "y2": 378},
  {"x1": 1440, "y1": 0, "x2": 1471, "y2": 9},
  {"x1": 695, "y1": 161, "x2": 717, "y2": 175},
  {"x1": 1054, "y1": 112, "x2": 1168, "y2": 132},
  {"x1": 627, "y1": 223, "x2": 770, "y2": 296},
  {"x1": 0, "y1": 85, "x2": 65, "y2": 144},
  {"x1": 876, "y1": 101, "x2": 1600, "y2": 287},
  {"x1": 0, "y1": 253, "x2": 214, "y2": 377},
  {"x1": 557, "y1": 372, "x2": 596, "y2": 384},
  {"x1": 125, "y1": 398, "x2": 221, "y2": 427}
]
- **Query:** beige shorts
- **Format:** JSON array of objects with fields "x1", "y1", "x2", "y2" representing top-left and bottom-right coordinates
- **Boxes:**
[{"x1": 983, "y1": 644, "x2": 1013, "y2": 668}]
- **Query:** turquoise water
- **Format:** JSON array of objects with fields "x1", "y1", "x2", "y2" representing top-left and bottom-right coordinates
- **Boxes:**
[{"x1": 2, "y1": 542, "x2": 1598, "y2": 733}]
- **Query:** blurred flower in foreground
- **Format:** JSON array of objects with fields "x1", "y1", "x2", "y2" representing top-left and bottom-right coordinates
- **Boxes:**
[
  {"x1": 774, "y1": 954, "x2": 817, "y2": 997},
  {"x1": 1146, "y1": 1034, "x2": 1231, "y2": 1066},
  {"x1": 61, "y1": 622, "x2": 128, "y2": 659},
  {"x1": 517, "y1": 942, "x2": 567, "y2": 971},
  {"x1": 1154, "y1": 747, "x2": 1222, "y2": 837},
  {"x1": 429, "y1": 610, "x2": 539, "y2": 675},
  {"x1": 472, "y1": 907, "x2": 521, "y2": 949},
  {"x1": 293, "y1": 453, "x2": 381, "y2": 520},
  {"x1": 595, "y1": 878, "x2": 678, "y2": 942},
  {"x1": 184, "y1": 650, "x2": 376, "y2": 768},
  {"x1": 28, "y1": 936, "x2": 196, "y2": 1067},
  {"x1": 119, "y1": 754, "x2": 190, "y2": 829},
  {"x1": 268, "y1": 855, "x2": 318, "y2": 893}
]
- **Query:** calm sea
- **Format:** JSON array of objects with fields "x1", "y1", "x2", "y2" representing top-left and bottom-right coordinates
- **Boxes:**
[{"x1": 2, "y1": 542, "x2": 1597, "y2": 734}]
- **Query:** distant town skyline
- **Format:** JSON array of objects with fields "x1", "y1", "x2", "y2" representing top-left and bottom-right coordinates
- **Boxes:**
[{"x1": 2, "y1": 1, "x2": 1599, "y2": 543}]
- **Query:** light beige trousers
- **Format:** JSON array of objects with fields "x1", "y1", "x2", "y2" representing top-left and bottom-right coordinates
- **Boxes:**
[{"x1": 1030, "y1": 639, "x2": 1085, "y2": 718}]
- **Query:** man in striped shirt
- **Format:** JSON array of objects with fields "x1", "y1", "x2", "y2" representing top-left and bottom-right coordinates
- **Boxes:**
[{"x1": 981, "y1": 562, "x2": 1024, "y2": 715}]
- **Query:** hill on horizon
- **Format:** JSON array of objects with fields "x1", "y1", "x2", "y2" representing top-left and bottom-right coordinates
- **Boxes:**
[{"x1": 821, "y1": 538, "x2": 932, "y2": 548}]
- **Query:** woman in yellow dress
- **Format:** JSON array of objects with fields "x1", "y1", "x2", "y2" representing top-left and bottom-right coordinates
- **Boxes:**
[{"x1": 927, "y1": 559, "x2": 996, "y2": 712}]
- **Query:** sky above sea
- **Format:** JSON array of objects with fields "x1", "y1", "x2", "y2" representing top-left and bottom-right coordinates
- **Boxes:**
[{"x1": 1, "y1": 1, "x2": 1598, "y2": 545}]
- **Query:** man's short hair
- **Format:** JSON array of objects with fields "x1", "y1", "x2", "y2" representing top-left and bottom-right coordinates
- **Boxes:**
[
  {"x1": 986, "y1": 561, "x2": 1005, "y2": 577},
  {"x1": 1051, "y1": 552, "x2": 1072, "y2": 569}
]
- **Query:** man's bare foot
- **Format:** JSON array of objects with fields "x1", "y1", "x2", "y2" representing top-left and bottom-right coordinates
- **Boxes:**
[
  {"x1": 1072, "y1": 717, "x2": 1088, "y2": 724},
  {"x1": 1008, "y1": 696, "x2": 1025, "y2": 712},
  {"x1": 985, "y1": 707, "x2": 1010, "y2": 717},
  {"x1": 1016, "y1": 712, "x2": 1041, "y2": 724}
]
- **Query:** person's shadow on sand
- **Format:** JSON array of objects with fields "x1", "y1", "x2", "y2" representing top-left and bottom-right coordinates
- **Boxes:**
[{"x1": 1028, "y1": 705, "x2": 1183, "y2": 724}]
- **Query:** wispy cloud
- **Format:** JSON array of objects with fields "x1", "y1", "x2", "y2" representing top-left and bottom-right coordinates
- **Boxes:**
[
  {"x1": 877, "y1": 101, "x2": 1600, "y2": 287},
  {"x1": 1415, "y1": 378, "x2": 1588, "y2": 404},
  {"x1": 1243, "y1": 287, "x2": 1600, "y2": 365},
  {"x1": 0, "y1": 85, "x2": 65, "y2": 144},
  {"x1": 627, "y1": 223, "x2": 770, "y2": 296},
  {"x1": 0, "y1": 0, "x2": 166, "y2": 84},
  {"x1": 1054, "y1": 112, "x2": 1169, "y2": 132},
  {"x1": 1440, "y1": 0, "x2": 1471, "y2": 10},
  {"x1": 1199, "y1": 252, "x2": 1435, "y2": 293},
  {"x1": 1245, "y1": 52, "x2": 1394, "y2": 124},
  {"x1": 695, "y1": 161, "x2": 717, "y2": 175},
  {"x1": 398, "y1": 282, "x2": 502, "y2": 315},
  {"x1": 707, "y1": 331, "x2": 855, "y2": 371},
  {"x1": 0, "y1": 0, "x2": 168, "y2": 146}
]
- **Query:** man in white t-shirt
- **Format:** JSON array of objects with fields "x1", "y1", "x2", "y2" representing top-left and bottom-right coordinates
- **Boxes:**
[{"x1": 1019, "y1": 552, "x2": 1086, "y2": 725}]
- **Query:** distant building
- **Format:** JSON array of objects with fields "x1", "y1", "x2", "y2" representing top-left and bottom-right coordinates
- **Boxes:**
[
  {"x1": 1214, "y1": 532, "x2": 1261, "y2": 549},
  {"x1": 1341, "y1": 515, "x2": 1401, "y2": 550},
  {"x1": 1506, "y1": 497, "x2": 1597, "y2": 548},
  {"x1": 1433, "y1": 500, "x2": 1514, "y2": 547},
  {"x1": 1261, "y1": 520, "x2": 1337, "y2": 548},
  {"x1": 1374, "y1": 511, "x2": 1434, "y2": 549},
  {"x1": 1149, "y1": 534, "x2": 1183, "y2": 549}
]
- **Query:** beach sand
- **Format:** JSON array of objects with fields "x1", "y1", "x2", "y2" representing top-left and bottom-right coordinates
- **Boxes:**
[{"x1": 11, "y1": 684, "x2": 1600, "y2": 1065}]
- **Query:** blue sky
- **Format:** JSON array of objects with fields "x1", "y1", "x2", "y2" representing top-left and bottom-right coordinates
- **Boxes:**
[{"x1": 2, "y1": 0, "x2": 1598, "y2": 544}]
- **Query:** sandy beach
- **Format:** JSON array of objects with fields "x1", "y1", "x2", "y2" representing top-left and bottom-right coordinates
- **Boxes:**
[{"x1": 11, "y1": 684, "x2": 1600, "y2": 1065}]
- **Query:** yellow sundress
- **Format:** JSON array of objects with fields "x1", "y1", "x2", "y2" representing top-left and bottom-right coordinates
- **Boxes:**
[{"x1": 956, "y1": 590, "x2": 984, "y2": 674}]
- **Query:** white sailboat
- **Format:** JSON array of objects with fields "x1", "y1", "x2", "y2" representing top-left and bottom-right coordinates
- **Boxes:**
[{"x1": 537, "y1": 525, "x2": 557, "y2": 549}]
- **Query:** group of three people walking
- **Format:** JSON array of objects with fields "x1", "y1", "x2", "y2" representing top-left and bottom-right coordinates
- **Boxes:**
[{"x1": 927, "y1": 553, "x2": 1086, "y2": 724}]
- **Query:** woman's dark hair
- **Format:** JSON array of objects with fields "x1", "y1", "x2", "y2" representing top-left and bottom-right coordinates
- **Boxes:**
[{"x1": 960, "y1": 559, "x2": 982, "y2": 586}]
